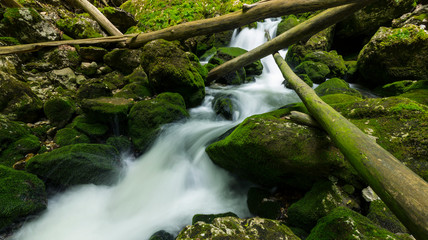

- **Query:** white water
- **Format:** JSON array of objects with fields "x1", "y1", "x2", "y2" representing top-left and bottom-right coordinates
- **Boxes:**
[{"x1": 12, "y1": 19, "x2": 299, "y2": 240}]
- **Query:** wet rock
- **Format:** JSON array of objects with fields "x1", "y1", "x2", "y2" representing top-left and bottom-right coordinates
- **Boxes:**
[
  {"x1": 392, "y1": 4, "x2": 428, "y2": 28},
  {"x1": 104, "y1": 48, "x2": 142, "y2": 75},
  {"x1": 357, "y1": 25, "x2": 428, "y2": 87},
  {"x1": 141, "y1": 39, "x2": 206, "y2": 107},
  {"x1": 106, "y1": 136, "x2": 131, "y2": 153},
  {"x1": 287, "y1": 181, "x2": 351, "y2": 231},
  {"x1": 303, "y1": 50, "x2": 347, "y2": 78},
  {"x1": 78, "y1": 46, "x2": 109, "y2": 62},
  {"x1": 128, "y1": 92, "x2": 189, "y2": 152},
  {"x1": 43, "y1": 98, "x2": 75, "y2": 128},
  {"x1": 212, "y1": 94, "x2": 235, "y2": 120},
  {"x1": 276, "y1": 15, "x2": 300, "y2": 36},
  {"x1": 77, "y1": 79, "x2": 114, "y2": 99},
  {"x1": 54, "y1": 128, "x2": 90, "y2": 147},
  {"x1": 294, "y1": 61, "x2": 330, "y2": 84},
  {"x1": 26, "y1": 143, "x2": 121, "y2": 187},
  {"x1": 367, "y1": 199, "x2": 408, "y2": 233},
  {"x1": 192, "y1": 212, "x2": 238, "y2": 224},
  {"x1": 79, "y1": 62, "x2": 98, "y2": 77},
  {"x1": 362, "y1": 186, "x2": 380, "y2": 202},
  {"x1": 113, "y1": 66, "x2": 151, "y2": 100},
  {"x1": 190, "y1": 30, "x2": 234, "y2": 57},
  {"x1": 80, "y1": 97, "x2": 133, "y2": 125},
  {"x1": 149, "y1": 230, "x2": 174, "y2": 240},
  {"x1": 0, "y1": 165, "x2": 46, "y2": 231},
  {"x1": 375, "y1": 80, "x2": 427, "y2": 97},
  {"x1": 206, "y1": 107, "x2": 350, "y2": 189},
  {"x1": 0, "y1": 71, "x2": 43, "y2": 122},
  {"x1": 69, "y1": 115, "x2": 109, "y2": 138},
  {"x1": 306, "y1": 207, "x2": 411, "y2": 240},
  {"x1": 100, "y1": 7, "x2": 137, "y2": 33},
  {"x1": 314, "y1": 78, "x2": 362, "y2": 97},
  {"x1": 177, "y1": 216, "x2": 300, "y2": 240},
  {"x1": 0, "y1": 8, "x2": 61, "y2": 43}
]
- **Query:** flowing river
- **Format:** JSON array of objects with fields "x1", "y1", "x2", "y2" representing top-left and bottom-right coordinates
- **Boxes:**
[{"x1": 12, "y1": 18, "x2": 300, "y2": 240}]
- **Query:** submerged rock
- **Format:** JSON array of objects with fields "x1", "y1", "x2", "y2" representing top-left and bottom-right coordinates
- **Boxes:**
[
  {"x1": 26, "y1": 143, "x2": 121, "y2": 187},
  {"x1": 141, "y1": 39, "x2": 205, "y2": 107},
  {"x1": 357, "y1": 25, "x2": 428, "y2": 87},
  {"x1": 0, "y1": 165, "x2": 47, "y2": 231},
  {"x1": 177, "y1": 216, "x2": 300, "y2": 240},
  {"x1": 128, "y1": 92, "x2": 189, "y2": 152}
]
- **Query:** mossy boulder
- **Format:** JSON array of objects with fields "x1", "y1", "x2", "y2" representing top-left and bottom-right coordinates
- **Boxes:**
[
  {"x1": 149, "y1": 230, "x2": 174, "y2": 240},
  {"x1": 106, "y1": 136, "x2": 132, "y2": 153},
  {"x1": 69, "y1": 115, "x2": 109, "y2": 138},
  {"x1": 78, "y1": 46, "x2": 109, "y2": 62},
  {"x1": 303, "y1": 50, "x2": 347, "y2": 78},
  {"x1": 176, "y1": 216, "x2": 301, "y2": 240},
  {"x1": 0, "y1": 134, "x2": 40, "y2": 167},
  {"x1": 367, "y1": 199, "x2": 407, "y2": 233},
  {"x1": 0, "y1": 8, "x2": 61, "y2": 43},
  {"x1": 392, "y1": 4, "x2": 428, "y2": 28},
  {"x1": 375, "y1": 80, "x2": 427, "y2": 97},
  {"x1": 306, "y1": 207, "x2": 412, "y2": 240},
  {"x1": 54, "y1": 128, "x2": 90, "y2": 146},
  {"x1": 128, "y1": 92, "x2": 189, "y2": 152},
  {"x1": 0, "y1": 71, "x2": 43, "y2": 122},
  {"x1": 399, "y1": 88, "x2": 428, "y2": 105},
  {"x1": 77, "y1": 79, "x2": 114, "y2": 99},
  {"x1": 191, "y1": 30, "x2": 234, "y2": 57},
  {"x1": 101, "y1": 7, "x2": 137, "y2": 33},
  {"x1": 104, "y1": 48, "x2": 142, "y2": 75},
  {"x1": 357, "y1": 25, "x2": 428, "y2": 87},
  {"x1": 276, "y1": 15, "x2": 300, "y2": 36},
  {"x1": 26, "y1": 143, "x2": 121, "y2": 187},
  {"x1": 81, "y1": 97, "x2": 133, "y2": 125},
  {"x1": 192, "y1": 212, "x2": 238, "y2": 225},
  {"x1": 141, "y1": 39, "x2": 205, "y2": 107},
  {"x1": 0, "y1": 165, "x2": 46, "y2": 231},
  {"x1": 114, "y1": 66, "x2": 152, "y2": 100},
  {"x1": 206, "y1": 108, "x2": 350, "y2": 189},
  {"x1": 315, "y1": 78, "x2": 362, "y2": 97},
  {"x1": 43, "y1": 97, "x2": 75, "y2": 128},
  {"x1": 287, "y1": 181, "x2": 350, "y2": 231},
  {"x1": 295, "y1": 61, "x2": 330, "y2": 84},
  {"x1": 212, "y1": 94, "x2": 235, "y2": 120},
  {"x1": 56, "y1": 14, "x2": 106, "y2": 39}
]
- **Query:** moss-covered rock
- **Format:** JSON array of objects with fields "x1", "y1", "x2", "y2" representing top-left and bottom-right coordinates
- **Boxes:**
[
  {"x1": 212, "y1": 94, "x2": 235, "y2": 120},
  {"x1": 399, "y1": 88, "x2": 428, "y2": 105},
  {"x1": 287, "y1": 181, "x2": 350, "y2": 231},
  {"x1": 375, "y1": 80, "x2": 427, "y2": 97},
  {"x1": 0, "y1": 165, "x2": 46, "y2": 231},
  {"x1": 141, "y1": 39, "x2": 205, "y2": 107},
  {"x1": 149, "y1": 230, "x2": 174, "y2": 240},
  {"x1": 101, "y1": 7, "x2": 137, "y2": 33},
  {"x1": 392, "y1": 3, "x2": 428, "y2": 28},
  {"x1": 0, "y1": 8, "x2": 61, "y2": 43},
  {"x1": 26, "y1": 143, "x2": 121, "y2": 187},
  {"x1": 206, "y1": 108, "x2": 350, "y2": 189},
  {"x1": 104, "y1": 48, "x2": 142, "y2": 75},
  {"x1": 114, "y1": 66, "x2": 152, "y2": 100},
  {"x1": 56, "y1": 14, "x2": 106, "y2": 39},
  {"x1": 26, "y1": 47, "x2": 81, "y2": 72},
  {"x1": 247, "y1": 187, "x2": 282, "y2": 220},
  {"x1": 315, "y1": 78, "x2": 362, "y2": 97},
  {"x1": 77, "y1": 79, "x2": 114, "y2": 99},
  {"x1": 128, "y1": 92, "x2": 189, "y2": 152},
  {"x1": 43, "y1": 97, "x2": 75, "y2": 128},
  {"x1": 54, "y1": 128, "x2": 90, "y2": 146},
  {"x1": 306, "y1": 207, "x2": 411, "y2": 240},
  {"x1": 81, "y1": 97, "x2": 133, "y2": 125},
  {"x1": 0, "y1": 71, "x2": 43, "y2": 122},
  {"x1": 190, "y1": 30, "x2": 234, "y2": 57},
  {"x1": 295, "y1": 61, "x2": 330, "y2": 84},
  {"x1": 177, "y1": 216, "x2": 301, "y2": 240},
  {"x1": 357, "y1": 25, "x2": 428, "y2": 87},
  {"x1": 367, "y1": 199, "x2": 407, "y2": 233},
  {"x1": 276, "y1": 15, "x2": 300, "y2": 36},
  {"x1": 106, "y1": 136, "x2": 132, "y2": 153},
  {"x1": 69, "y1": 115, "x2": 109, "y2": 138},
  {"x1": 78, "y1": 46, "x2": 109, "y2": 62},
  {"x1": 303, "y1": 50, "x2": 347, "y2": 78},
  {"x1": 192, "y1": 212, "x2": 238, "y2": 225}
]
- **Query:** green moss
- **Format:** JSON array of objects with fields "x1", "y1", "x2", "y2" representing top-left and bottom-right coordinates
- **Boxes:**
[
  {"x1": 81, "y1": 97, "x2": 133, "y2": 125},
  {"x1": 0, "y1": 135, "x2": 40, "y2": 167},
  {"x1": 70, "y1": 115, "x2": 109, "y2": 137},
  {"x1": 315, "y1": 78, "x2": 362, "y2": 98},
  {"x1": 192, "y1": 212, "x2": 238, "y2": 224},
  {"x1": 321, "y1": 94, "x2": 363, "y2": 105},
  {"x1": 399, "y1": 89, "x2": 428, "y2": 105},
  {"x1": 106, "y1": 136, "x2": 131, "y2": 153},
  {"x1": 54, "y1": 128, "x2": 90, "y2": 146},
  {"x1": 0, "y1": 165, "x2": 46, "y2": 231},
  {"x1": 295, "y1": 61, "x2": 330, "y2": 84},
  {"x1": 26, "y1": 143, "x2": 121, "y2": 186},
  {"x1": 303, "y1": 51, "x2": 347, "y2": 78},
  {"x1": 391, "y1": 102, "x2": 426, "y2": 113},
  {"x1": 367, "y1": 200, "x2": 407, "y2": 233},
  {"x1": 43, "y1": 98, "x2": 75, "y2": 128},
  {"x1": 56, "y1": 16, "x2": 103, "y2": 39},
  {"x1": 276, "y1": 15, "x2": 300, "y2": 36},
  {"x1": 0, "y1": 37, "x2": 20, "y2": 45}
]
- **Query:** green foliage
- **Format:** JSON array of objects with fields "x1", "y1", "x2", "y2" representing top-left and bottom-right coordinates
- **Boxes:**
[{"x1": 121, "y1": 0, "x2": 258, "y2": 32}]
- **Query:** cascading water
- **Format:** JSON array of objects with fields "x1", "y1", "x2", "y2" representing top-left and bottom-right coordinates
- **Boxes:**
[{"x1": 11, "y1": 18, "x2": 300, "y2": 240}]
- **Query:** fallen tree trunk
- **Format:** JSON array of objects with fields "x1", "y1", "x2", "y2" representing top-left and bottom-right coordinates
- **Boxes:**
[
  {"x1": 207, "y1": 0, "x2": 373, "y2": 83},
  {"x1": 70, "y1": 0, "x2": 122, "y2": 36},
  {"x1": 126, "y1": 0, "x2": 361, "y2": 48},
  {"x1": 0, "y1": 35, "x2": 130, "y2": 55},
  {"x1": 272, "y1": 51, "x2": 428, "y2": 240},
  {"x1": 0, "y1": 0, "x2": 23, "y2": 8}
]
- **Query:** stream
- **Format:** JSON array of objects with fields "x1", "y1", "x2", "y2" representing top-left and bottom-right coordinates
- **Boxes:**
[{"x1": 12, "y1": 18, "x2": 300, "y2": 240}]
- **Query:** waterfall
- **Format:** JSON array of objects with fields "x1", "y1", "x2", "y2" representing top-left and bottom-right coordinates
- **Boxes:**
[{"x1": 12, "y1": 19, "x2": 299, "y2": 240}]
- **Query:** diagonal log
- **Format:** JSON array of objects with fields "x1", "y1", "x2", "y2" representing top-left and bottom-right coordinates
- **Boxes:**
[
  {"x1": 0, "y1": 0, "x2": 23, "y2": 8},
  {"x1": 272, "y1": 46, "x2": 428, "y2": 240},
  {"x1": 126, "y1": 0, "x2": 361, "y2": 48},
  {"x1": 207, "y1": 0, "x2": 374, "y2": 83}
]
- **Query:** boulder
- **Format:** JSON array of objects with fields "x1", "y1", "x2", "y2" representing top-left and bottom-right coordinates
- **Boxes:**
[
  {"x1": 141, "y1": 39, "x2": 206, "y2": 107},
  {"x1": 367, "y1": 199, "x2": 408, "y2": 233},
  {"x1": 0, "y1": 54, "x2": 21, "y2": 75},
  {"x1": 26, "y1": 143, "x2": 121, "y2": 187},
  {"x1": 0, "y1": 71, "x2": 43, "y2": 122},
  {"x1": 276, "y1": 15, "x2": 300, "y2": 36},
  {"x1": 56, "y1": 14, "x2": 107, "y2": 39},
  {"x1": 357, "y1": 25, "x2": 428, "y2": 87},
  {"x1": 81, "y1": 97, "x2": 133, "y2": 125},
  {"x1": 294, "y1": 61, "x2": 330, "y2": 84},
  {"x1": 306, "y1": 207, "x2": 412, "y2": 240},
  {"x1": 76, "y1": 79, "x2": 114, "y2": 99},
  {"x1": 0, "y1": 8, "x2": 61, "y2": 43},
  {"x1": 78, "y1": 46, "x2": 109, "y2": 62},
  {"x1": 192, "y1": 212, "x2": 238, "y2": 225},
  {"x1": 392, "y1": 4, "x2": 428, "y2": 28},
  {"x1": 0, "y1": 134, "x2": 40, "y2": 167},
  {"x1": 176, "y1": 216, "x2": 300, "y2": 240},
  {"x1": 287, "y1": 181, "x2": 350, "y2": 231},
  {"x1": 106, "y1": 136, "x2": 132, "y2": 153},
  {"x1": 314, "y1": 78, "x2": 362, "y2": 97},
  {"x1": 375, "y1": 80, "x2": 427, "y2": 97},
  {"x1": 303, "y1": 50, "x2": 347, "y2": 78},
  {"x1": 69, "y1": 115, "x2": 109, "y2": 138},
  {"x1": 0, "y1": 165, "x2": 46, "y2": 231},
  {"x1": 25, "y1": 46, "x2": 80, "y2": 72},
  {"x1": 128, "y1": 92, "x2": 189, "y2": 151},
  {"x1": 114, "y1": 66, "x2": 152, "y2": 100},
  {"x1": 104, "y1": 49, "x2": 142, "y2": 75},
  {"x1": 149, "y1": 230, "x2": 174, "y2": 240},
  {"x1": 212, "y1": 94, "x2": 235, "y2": 120},
  {"x1": 100, "y1": 7, "x2": 137, "y2": 33},
  {"x1": 54, "y1": 128, "x2": 90, "y2": 146},
  {"x1": 43, "y1": 97, "x2": 75, "y2": 127},
  {"x1": 189, "y1": 30, "x2": 234, "y2": 57},
  {"x1": 206, "y1": 108, "x2": 350, "y2": 189}
]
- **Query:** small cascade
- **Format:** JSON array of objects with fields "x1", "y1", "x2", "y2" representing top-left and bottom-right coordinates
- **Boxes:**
[{"x1": 12, "y1": 19, "x2": 299, "y2": 240}]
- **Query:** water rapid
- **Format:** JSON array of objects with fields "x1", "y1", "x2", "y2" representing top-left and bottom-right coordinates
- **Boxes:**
[{"x1": 12, "y1": 19, "x2": 300, "y2": 240}]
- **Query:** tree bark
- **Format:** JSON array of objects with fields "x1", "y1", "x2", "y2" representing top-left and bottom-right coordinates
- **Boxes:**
[
  {"x1": 70, "y1": 0, "x2": 123, "y2": 36},
  {"x1": 272, "y1": 51, "x2": 428, "y2": 240},
  {"x1": 207, "y1": 0, "x2": 373, "y2": 83},
  {"x1": 0, "y1": 0, "x2": 23, "y2": 8},
  {"x1": 126, "y1": 0, "x2": 361, "y2": 48}
]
